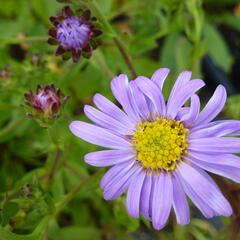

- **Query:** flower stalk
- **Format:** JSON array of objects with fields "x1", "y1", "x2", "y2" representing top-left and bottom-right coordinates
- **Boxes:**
[
  {"x1": 55, "y1": 169, "x2": 103, "y2": 214},
  {"x1": 83, "y1": 0, "x2": 138, "y2": 78}
]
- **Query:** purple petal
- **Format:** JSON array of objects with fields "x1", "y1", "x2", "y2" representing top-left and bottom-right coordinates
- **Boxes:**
[
  {"x1": 135, "y1": 76, "x2": 166, "y2": 116},
  {"x1": 190, "y1": 120, "x2": 240, "y2": 138},
  {"x1": 187, "y1": 151, "x2": 240, "y2": 167},
  {"x1": 177, "y1": 162, "x2": 232, "y2": 217},
  {"x1": 180, "y1": 94, "x2": 200, "y2": 125},
  {"x1": 126, "y1": 170, "x2": 146, "y2": 218},
  {"x1": 172, "y1": 176, "x2": 190, "y2": 225},
  {"x1": 176, "y1": 107, "x2": 189, "y2": 119},
  {"x1": 140, "y1": 173, "x2": 153, "y2": 220},
  {"x1": 103, "y1": 163, "x2": 141, "y2": 200},
  {"x1": 84, "y1": 149, "x2": 135, "y2": 167},
  {"x1": 194, "y1": 85, "x2": 227, "y2": 126},
  {"x1": 186, "y1": 152, "x2": 240, "y2": 183},
  {"x1": 151, "y1": 68, "x2": 170, "y2": 89},
  {"x1": 167, "y1": 80, "x2": 205, "y2": 119},
  {"x1": 129, "y1": 81, "x2": 150, "y2": 120},
  {"x1": 111, "y1": 74, "x2": 140, "y2": 122},
  {"x1": 69, "y1": 121, "x2": 130, "y2": 149},
  {"x1": 84, "y1": 105, "x2": 134, "y2": 135},
  {"x1": 175, "y1": 172, "x2": 215, "y2": 218},
  {"x1": 168, "y1": 71, "x2": 192, "y2": 105},
  {"x1": 93, "y1": 93, "x2": 134, "y2": 127},
  {"x1": 152, "y1": 174, "x2": 173, "y2": 230},
  {"x1": 100, "y1": 161, "x2": 133, "y2": 189},
  {"x1": 188, "y1": 137, "x2": 240, "y2": 154}
]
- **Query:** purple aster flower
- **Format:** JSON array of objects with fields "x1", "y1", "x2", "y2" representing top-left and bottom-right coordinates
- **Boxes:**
[
  {"x1": 24, "y1": 84, "x2": 68, "y2": 122},
  {"x1": 69, "y1": 68, "x2": 240, "y2": 230},
  {"x1": 48, "y1": 6, "x2": 102, "y2": 62}
]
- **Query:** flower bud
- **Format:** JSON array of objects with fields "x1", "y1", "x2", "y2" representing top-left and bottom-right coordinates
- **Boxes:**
[
  {"x1": 24, "y1": 84, "x2": 68, "y2": 124},
  {"x1": 48, "y1": 6, "x2": 102, "y2": 62}
]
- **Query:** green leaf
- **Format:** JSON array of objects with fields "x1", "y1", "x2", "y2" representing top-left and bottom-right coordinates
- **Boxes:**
[
  {"x1": 29, "y1": 0, "x2": 60, "y2": 26},
  {"x1": 189, "y1": 228, "x2": 207, "y2": 240},
  {"x1": 214, "y1": 13, "x2": 240, "y2": 31},
  {"x1": 191, "y1": 219, "x2": 217, "y2": 236},
  {"x1": 0, "y1": 229, "x2": 41, "y2": 240},
  {"x1": 224, "y1": 95, "x2": 240, "y2": 119},
  {"x1": 1, "y1": 202, "x2": 19, "y2": 226},
  {"x1": 203, "y1": 23, "x2": 233, "y2": 72},
  {"x1": 0, "y1": 216, "x2": 50, "y2": 240},
  {"x1": 59, "y1": 226, "x2": 101, "y2": 240},
  {"x1": 47, "y1": 218, "x2": 61, "y2": 240},
  {"x1": 0, "y1": 118, "x2": 25, "y2": 144},
  {"x1": 160, "y1": 32, "x2": 198, "y2": 96},
  {"x1": 114, "y1": 198, "x2": 139, "y2": 232},
  {"x1": 134, "y1": 58, "x2": 160, "y2": 77}
]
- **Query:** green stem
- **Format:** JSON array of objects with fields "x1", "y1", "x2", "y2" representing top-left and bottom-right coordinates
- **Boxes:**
[
  {"x1": 94, "y1": 52, "x2": 115, "y2": 79},
  {"x1": 44, "y1": 126, "x2": 63, "y2": 188},
  {"x1": 0, "y1": 118, "x2": 25, "y2": 139},
  {"x1": 47, "y1": 149, "x2": 62, "y2": 184},
  {"x1": 63, "y1": 162, "x2": 85, "y2": 180},
  {"x1": 85, "y1": 0, "x2": 138, "y2": 78},
  {"x1": 55, "y1": 170, "x2": 103, "y2": 214},
  {"x1": 32, "y1": 215, "x2": 52, "y2": 235},
  {"x1": 113, "y1": 37, "x2": 137, "y2": 78},
  {"x1": 86, "y1": 0, "x2": 115, "y2": 36}
]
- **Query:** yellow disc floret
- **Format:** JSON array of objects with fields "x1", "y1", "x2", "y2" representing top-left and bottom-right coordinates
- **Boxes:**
[{"x1": 132, "y1": 118, "x2": 189, "y2": 171}]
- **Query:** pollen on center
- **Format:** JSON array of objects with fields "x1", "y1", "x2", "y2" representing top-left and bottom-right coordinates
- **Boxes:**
[{"x1": 132, "y1": 118, "x2": 189, "y2": 171}]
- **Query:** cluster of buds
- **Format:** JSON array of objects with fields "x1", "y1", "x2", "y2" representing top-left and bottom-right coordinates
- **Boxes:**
[
  {"x1": 24, "y1": 84, "x2": 69, "y2": 125},
  {"x1": 23, "y1": 5, "x2": 103, "y2": 125},
  {"x1": 48, "y1": 6, "x2": 102, "y2": 62}
]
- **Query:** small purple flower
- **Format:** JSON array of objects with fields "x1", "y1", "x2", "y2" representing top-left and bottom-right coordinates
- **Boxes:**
[
  {"x1": 48, "y1": 6, "x2": 102, "y2": 62},
  {"x1": 69, "y1": 68, "x2": 240, "y2": 230},
  {"x1": 24, "y1": 84, "x2": 68, "y2": 121}
]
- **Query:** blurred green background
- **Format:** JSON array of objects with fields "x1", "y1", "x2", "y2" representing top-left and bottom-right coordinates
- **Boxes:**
[{"x1": 0, "y1": 0, "x2": 240, "y2": 239}]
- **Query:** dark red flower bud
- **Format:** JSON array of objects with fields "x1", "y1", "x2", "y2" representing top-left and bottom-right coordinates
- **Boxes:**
[
  {"x1": 24, "y1": 84, "x2": 69, "y2": 123},
  {"x1": 48, "y1": 6, "x2": 102, "y2": 63}
]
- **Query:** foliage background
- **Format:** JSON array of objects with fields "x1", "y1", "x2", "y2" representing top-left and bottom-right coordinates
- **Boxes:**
[{"x1": 0, "y1": 0, "x2": 240, "y2": 239}]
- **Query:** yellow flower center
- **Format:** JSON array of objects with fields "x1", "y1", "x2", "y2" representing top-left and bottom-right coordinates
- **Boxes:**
[{"x1": 132, "y1": 118, "x2": 189, "y2": 171}]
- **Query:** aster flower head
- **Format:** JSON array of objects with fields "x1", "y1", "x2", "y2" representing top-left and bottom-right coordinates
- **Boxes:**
[
  {"x1": 48, "y1": 6, "x2": 102, "y2": 62},
  {"x1": 70, "y1": 68, "x2": 240, "y2": 230},
  {"x1": 24, "y1": 84, "x2": 68, "y2": 124}
]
